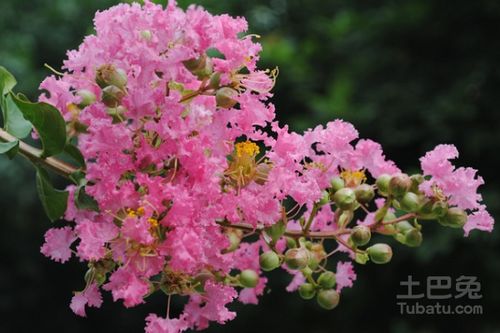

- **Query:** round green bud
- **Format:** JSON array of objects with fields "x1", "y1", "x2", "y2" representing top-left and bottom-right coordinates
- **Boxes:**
[
  {"x1": 183, "y1": 57, "x2": 204, "y2": 72},
  {"x1": 216, "y1": 87, "x2": 238, "y2": 109},
  {"x1": 208, "y1": 72, "x2": 221, "y2": 89},
  {"x1": 225, "y1": 231, "x2": 241, "y2": 253},
  {"x1": 350, "y1": 225, "x2": 371, "y2": 246},
  {"x1": 299, "y1": 283, "x2": 316, "y2": 300},
  {"x1": 404, "y1": 229, "x2": 423, "y2": 247},
  {"x1": 316, "y1": 289, "x2": 340, "y2": 310},
  {"x1": 319, "y1": 190, "x2": 330, "y2": 206},
  {"x1": 431, "y1": 201, "x2": 448, "y2": 218},
  {"x1": 409, "y1": 174, "x2": 424, "y2": 192},
  {"x1": 354, "y1": 184, "x2": 375, "y2": 204},
  {"x1": 333, "y1": 187, "x2": 357, "y2": 210},
  {"x1": 388, "y1": 173, "x2": 412, "y2": 198},
  {"x1": 395, "y1": 220, "x2": 413, "y2": 233},
  {"x1": 330, "y1": 177, "x2": 345, "y2": 192},
  {"x1": 76, "y1": 89, "x2": 96, "y2": 108},
  {"x1": 140, "y1": 29, "x2": 152, "y2": 41},
  {"x1": 439, "y1": 207, "x2": 467, "y2": 228},
  {"x1": 102, "y1": 85, "x2": 125, "y2": 108},
  {"x1": 400, "y1": 192, "x2": 420, "y2": 212},
  {"x1": 317, "y1": 271, "x2": 336, "y2": 289},
  {"x1": 376, "y1": 174, "x2": 392, "y2": 196},
  {"x1": 308, "y1": 255, "x2": 320, "y2": 270},
  {"x1": 96, "y1": 64, "x2": 127, "y2": 89},
  {"x1": 367, "y1": 243, "x2": 393, "y2": 264},
  {"x1": 239, "y1": 269, "x2": 259, "y2": 288},
  {"x1": 301, "y1": 266, "x2": 313, "y2": 277},
  {"x1": 284, "y1": 248, "x2": 310, "y2": 270},
  {"x1": 259, "y1": 251, "x2": 280, "y2": 272}
]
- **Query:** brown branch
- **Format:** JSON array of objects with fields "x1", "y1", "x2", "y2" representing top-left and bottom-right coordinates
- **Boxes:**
[
  {"x1": 381, "y1": 213, "x2": 417, "y2": 225},
  {"x1": 216, "y1": 220, "x2": 351, "y2": 239},
  {"x1": 0, "y1": 128, "x2": 78, "y2": 178}
]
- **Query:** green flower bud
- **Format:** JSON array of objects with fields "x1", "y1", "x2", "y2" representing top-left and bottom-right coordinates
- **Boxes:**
[
  {"x1": 308, "y1": 255, "x2": 320, "y2": 270},
  {"x1": 330, "y1": 177, "x2": 345, "y2": 192},
  {"x1": 333, "y1": 187, "x2": 357, "y2": 210},
  {"x1": 354, "y1": 184, "x2": 375, "y2": 204},
  {"x1": 94, "y1": 272, "x2": 107, "y2": 285},
  {"x1": 76, "y1": 89, "x2": 96, "y2": 108},
  {"x1": 319, "y1": 190, "x2": 330, "y2": 206},
  {"x1": 317, "y1": 271, "x2": 336, "y2": 289},
  {"x1": 367, "y1": 243, "x2": 393, "y2": 264},
  {"x1": 239, "y1": 269, "x2": 259, "y2": 288},
  {"x1": 395, "y1": 220, "x2": 413, "y2": 233},
  {"x1": 409, "y1": 174, "x2": 424, "y2": 192},
  {"x1": 301, "y1": 266, "x2": 313, "y2": 277},
  {"x1": 299, "y1": 283, "x2": 316, "y2": 300},
  {"x1": 216, "y1": 87, "x2": 238, "y2": 109},
  {"x1": 259, "y1": 251, "x2": 280, "y2": 272},
  {"x1": 376, "y1": 174, "x2": 391, "y2": 196},
  {"x1": 400, "y1": 192, "x2": 420, "y2": 212},
  {"x1": 96, "y1": 64, "x2": 127, "y2": 89},
  {"x1": 350, "y1": 225, "x2": 371, "y2": 246},
  {"x1": 102, "y1": 85, "x2": 125, "y2": 107},
  {"x1": 404, "y1": 228, "x2": 423, "y2": 247},
  {"x1": 284, "y1": 248, "x2": 310, "y2": 270},
  {"x1": 183, "y1": 56, "x2": 213, "y2": 78},
  {"x1": 286, "y1": 237, "x2": 297, "y2": 249},
  {"x1": 389, "y1": 173, "x2": 412, "y2": 198},
  {"x1": 316, "y1": 289, "x2": 340, "y2": 310},
  {"x1": 418, "y1": 198, "x2": 434, "y2": 217},
  {"x1": 439, "y1": 207, "x2": 467, "y2": 228},
  {"x1": 224, "y1": 230, "x2": 241, "y2": 253},
  {"x1": 140, "y1": 30, "x2": 152, "y2": 41},
  {"x1": 431, "y1": 201, "x2": 448, "y2": 218},
  {"x1": 208, "y1": 72, "x2": 221, "y2": 89}
]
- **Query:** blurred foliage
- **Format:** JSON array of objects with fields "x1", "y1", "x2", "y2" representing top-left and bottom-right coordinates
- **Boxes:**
[{"x1": 1, "y1": 0, "x2": 499, "y2": 332}]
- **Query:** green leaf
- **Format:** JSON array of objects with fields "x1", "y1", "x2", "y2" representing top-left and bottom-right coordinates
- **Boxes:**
[
  {"x1": 12, "y1": 93, "x2": 67, "y2": 157},
  {"x1": 0, "y1": 140, "x2": 19, "y2": 157},
  {"x1": 35, "y1": 167, "x2": 69, "y2": 222},
  {"x1": 74, "y1": 185, "x2": 99, "y2": 212},
  {"x1": 64, "y1": 143, "x2": 86, "y2": 168},
  {"x1": 3, "y1": 94, "x2": 32, "y2": 138},
  {"x1": 0, "y1": 66, "x2": 17, "y2": 97}
]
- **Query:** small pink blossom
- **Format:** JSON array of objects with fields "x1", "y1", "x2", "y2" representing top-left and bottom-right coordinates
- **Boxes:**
[
  {"x1": 40, "y1": 227, "x2": 76, "y2": 263},
  {"x1": 336, "y1": 261, "x2": 356, "y2": 292},
  {"x1": 70, "y1": 283, "x2": 103, "y2": 317},
  {"x1": 464, "y1": 208, "x2": 494, "y2": 236}
]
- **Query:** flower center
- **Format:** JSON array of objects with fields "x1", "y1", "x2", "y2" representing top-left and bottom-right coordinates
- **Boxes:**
[{"x1": 340, "y1": 169, "x2": 366, "y2": 187}]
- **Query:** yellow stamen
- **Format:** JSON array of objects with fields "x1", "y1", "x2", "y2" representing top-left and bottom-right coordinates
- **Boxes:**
[
  {"x1": 340, "y1": 169, "x2": 367, "y2": 187},
  {"x1": 235, "y1": 141, "x2": 260, "y2": 158},
  {"x1": 137, "y1": 207, "x2": 146, "y2": 216},
  {"x1": 148, "y1": 218, "x2": 159, "y2": 228}
]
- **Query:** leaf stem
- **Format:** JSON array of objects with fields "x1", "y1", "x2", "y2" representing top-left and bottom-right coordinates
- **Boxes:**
[{"x1": 0, "y1": 128, "x2": 78, "y2": 177}]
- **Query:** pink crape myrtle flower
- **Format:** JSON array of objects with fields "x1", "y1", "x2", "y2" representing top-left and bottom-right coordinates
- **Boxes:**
[
  {"x1": 419, "y1": 144, "x2": 494, "y2": 236},
  {"x1": 23, "y1": 0, "x2": 493, "y2": 332}
]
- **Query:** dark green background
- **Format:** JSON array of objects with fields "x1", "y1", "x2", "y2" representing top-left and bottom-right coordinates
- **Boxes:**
[{"x1": 1, "y1": 0, "x2": 499, "y2": 332}]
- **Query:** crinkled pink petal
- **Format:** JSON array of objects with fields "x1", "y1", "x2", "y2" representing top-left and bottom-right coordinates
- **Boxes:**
[{"x1": 40, "y1": 227, "x2": 76, "y2": 263}]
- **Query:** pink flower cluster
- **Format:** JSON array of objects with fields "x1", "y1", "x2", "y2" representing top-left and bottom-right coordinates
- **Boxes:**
[{"x1": 35, "y1": 1, "x2": 493, "y2": 332}]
